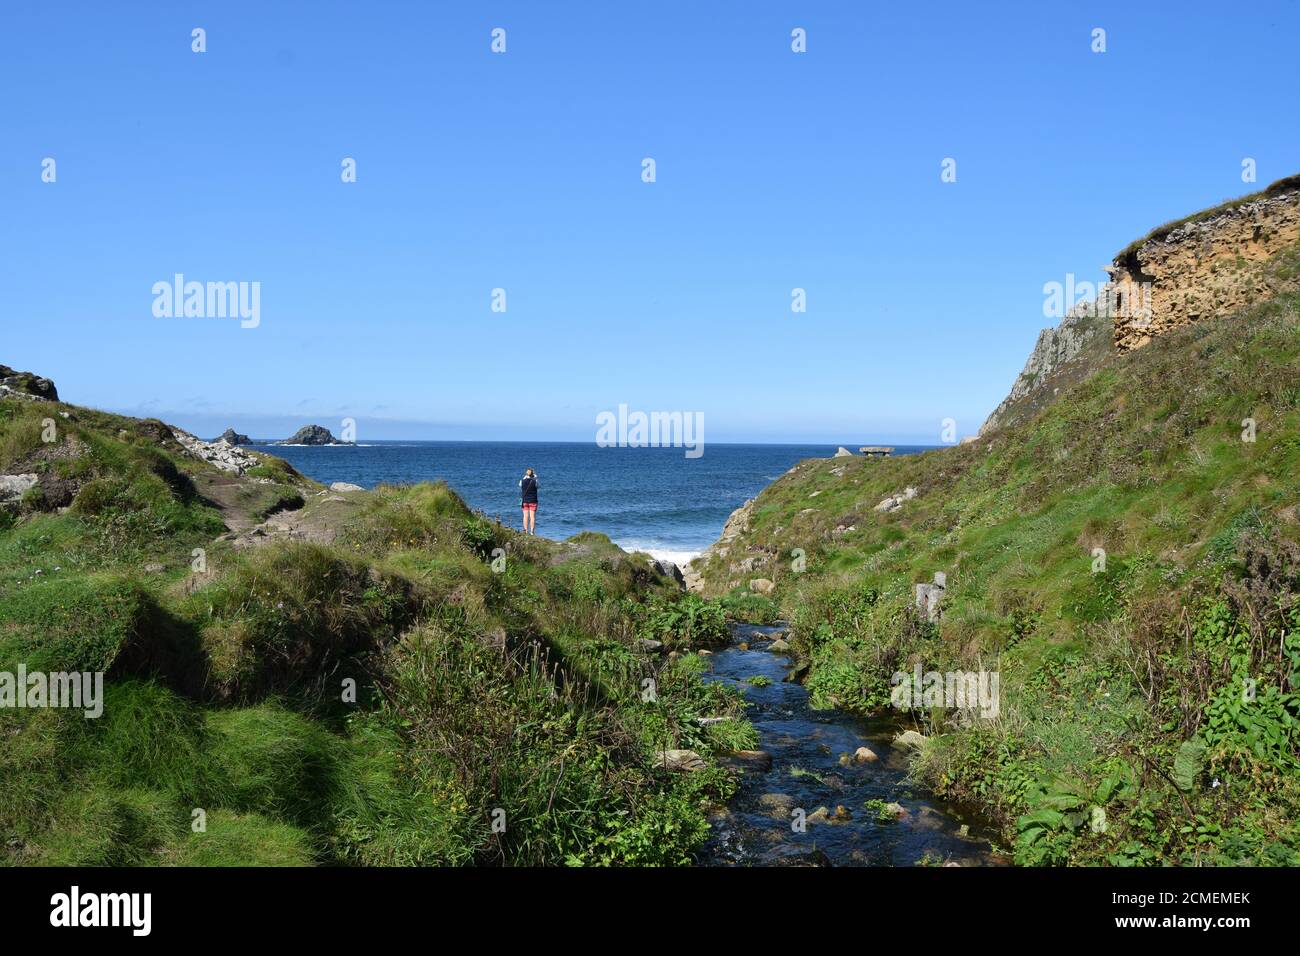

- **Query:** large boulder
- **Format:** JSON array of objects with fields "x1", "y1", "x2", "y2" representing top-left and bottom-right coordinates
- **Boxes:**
[{"x1": 216, "y1": 428, "x2": 252, "y2": 445}]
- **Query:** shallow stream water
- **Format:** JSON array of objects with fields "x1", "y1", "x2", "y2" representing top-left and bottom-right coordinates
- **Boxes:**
[{"x1": 698, "y1": 623, "x2": 999, "y2": 867}]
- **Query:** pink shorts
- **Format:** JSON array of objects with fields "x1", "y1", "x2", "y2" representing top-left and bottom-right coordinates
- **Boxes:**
[{"x1": 521, "y1": 503, "x2": 537, "y2": 511}]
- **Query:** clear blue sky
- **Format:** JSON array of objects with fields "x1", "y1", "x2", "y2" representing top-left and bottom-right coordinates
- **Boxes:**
[{"x1": 3, "y1": 1, "x2": 1297, "y2": 443}]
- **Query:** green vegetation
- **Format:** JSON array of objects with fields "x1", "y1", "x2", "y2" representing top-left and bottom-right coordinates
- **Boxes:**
[
  {"x1": 696, "y1": 283, "x2": 1300, "y2": 865},
  {"x1": 0, "y1": 397, "x2": 745, "y2": 866}
]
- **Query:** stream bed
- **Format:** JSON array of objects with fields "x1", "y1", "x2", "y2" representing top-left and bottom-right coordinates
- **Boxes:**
[{"x1": 697, "y1": 622, "x2": 999, "y2": 866}]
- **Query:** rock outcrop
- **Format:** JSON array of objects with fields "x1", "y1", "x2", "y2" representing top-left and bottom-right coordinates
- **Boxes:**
[
  {"x1": 651, "y1": 558, "x2": 686, "y2": 589},
  {"x1": 1110, "y1": 176, "x2": 1300, "y2": 352},
  {"x1": 982, "y1": 175, "x2": 1300, "y2": 435},
  {"x1": 0, "y1": 365, "x2": 58, "y2": 402},
  {"x1": 172, "y1": 429, "x2": 262, "y2": 476},
  {"x1": 684, "y1": 496, "x2": 756, "y2": 592},
  {"x1": 979, "y1": 303, "x2": 1112, "y2": 435},
  {"x1": 216, "y1": 428, "x2": 252, "y2": 445},
  {"x1": 277, "y1": 424, "x2": 351, "y2": 446},
  {"x1": 0, "y1": 473, "x2": 39, "y2": 505}
]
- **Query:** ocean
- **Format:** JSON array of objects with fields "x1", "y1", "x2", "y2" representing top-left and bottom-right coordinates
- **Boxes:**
[{"x1": 256, "y1": 441, "x2": 933, "y2": 563}]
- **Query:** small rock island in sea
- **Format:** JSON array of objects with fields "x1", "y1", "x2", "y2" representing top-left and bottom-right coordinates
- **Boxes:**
[
  {"x1": 215, "y1": 428, "x2": 252, "y2": 445},
  {"x1": 276, "y1": 424, "x2": 353, "y2": 446}
]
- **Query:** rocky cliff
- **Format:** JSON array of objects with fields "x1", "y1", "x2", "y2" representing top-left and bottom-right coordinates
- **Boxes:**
[
  {"x1": 978, "y1": 304, "x2": 1112, "y2": 436},
  {"x1": 982, "y1": 174, "x2": 1300, "y2": 434},
  {"x1": 1110, "y1": 175, "x2": 1300, "y2": 352}
]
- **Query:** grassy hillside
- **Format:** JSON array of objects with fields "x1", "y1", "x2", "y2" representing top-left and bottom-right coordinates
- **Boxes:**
[
  {"x1": 695, "y1": 254, "x2": 1300, "y2": 865},
  {"x1": 0, "y1": 397, "x2": 748, "y2": 866}
]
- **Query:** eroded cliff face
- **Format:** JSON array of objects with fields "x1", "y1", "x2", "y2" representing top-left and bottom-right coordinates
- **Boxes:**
[
  {"x1": 981, "y1": 176, "x2": 1300, "y2": 435},
  {"x1": 1110, "y1": 179, "x2": 1300, "y2": 352}
]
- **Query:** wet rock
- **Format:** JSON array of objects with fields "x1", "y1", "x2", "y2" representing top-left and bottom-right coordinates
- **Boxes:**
[
  {"x1": 720, "y1": 750, "x2": 772, "y2": 773},
  {"x1": 761, "y1": 844, "x2": 832, "y2": 867},
  {"x1": 655, "y1": 749, "x2": 705, "y2": 772},
  {"x1": 737, "y1": 642, "x2": 749, "y2": 651},
  {"x1": 884, "y1": 802, "x2": 908, "y2": 819},
  {"x1": 758, "y1": 793, "x2": 796, "y2": 815},
  {"x1": 768, "y1": 638, "x2": 790, "y2": 653},
  {"x1": 807, "y1": 805, "x2": 852, "y2": 825},
  {"x1": 784, "y1": 662, "x2": 809, "y2": 683},
  {"x1": 853, "y1": 746, "x2": 879, "y2": 764}
]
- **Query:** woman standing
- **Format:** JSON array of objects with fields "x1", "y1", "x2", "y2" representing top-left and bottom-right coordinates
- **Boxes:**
[{"x1": 519, "y1": 468, "x2": 539, "y2": 535}]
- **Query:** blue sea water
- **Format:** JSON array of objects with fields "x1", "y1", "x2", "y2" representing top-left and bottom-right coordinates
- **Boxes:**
[{"x1": 256, "y1": 442, "x2": 933, "y2": 561}]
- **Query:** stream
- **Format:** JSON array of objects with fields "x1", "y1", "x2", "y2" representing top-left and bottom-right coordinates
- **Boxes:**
[{"x1": 698, "y1": 622, "x2": 999, "y2": 866}]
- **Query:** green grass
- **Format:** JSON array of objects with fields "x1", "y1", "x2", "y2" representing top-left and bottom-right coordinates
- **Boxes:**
[
  {"x1": 0, "y1": 403, "x2": 748, "y2": 866},
  {"x1": 698, "y1": 286, "x2": 1300, "y2": 865}
]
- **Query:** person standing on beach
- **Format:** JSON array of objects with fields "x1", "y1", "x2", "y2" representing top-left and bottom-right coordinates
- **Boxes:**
[{"x1": 519, "y1": 468, "x2": 539, "y2": 535}]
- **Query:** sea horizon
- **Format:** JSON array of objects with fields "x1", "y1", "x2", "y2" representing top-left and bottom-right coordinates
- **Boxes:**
[{"x1": 260, "y1": 439, "x2": 938, "y2": 563}]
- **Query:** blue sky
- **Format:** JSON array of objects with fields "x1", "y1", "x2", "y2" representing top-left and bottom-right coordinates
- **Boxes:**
[{"x1": 3, "y1": 1, "x2": 1297, "y2": 443}]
